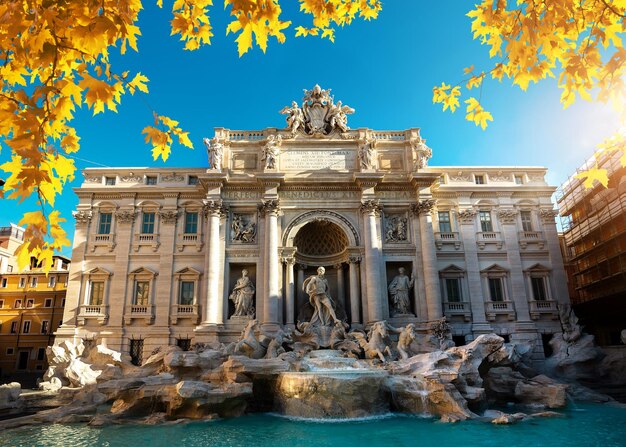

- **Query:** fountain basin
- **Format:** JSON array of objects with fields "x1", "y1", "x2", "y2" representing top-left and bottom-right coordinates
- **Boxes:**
[{"x1": 276, "y1": 370, "x2": 389, "y2": 419}]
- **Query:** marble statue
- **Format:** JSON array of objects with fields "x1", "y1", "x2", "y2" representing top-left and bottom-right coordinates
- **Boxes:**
[
  {"x1": 302, "y1": 266, "x2": 341, "y2": 327},
  {"x1": 388, "y1": 268, "x2": 415, "y2": 316},
  {"x1": 262, "y1": 135, "x2": 282, "y2": 169},
  {"x1": 279, "y1": 101, "x2": 304, "y2": 134},
  {"x1": 359, "y1": 138, "x2": 377, "y2": 170},
  {"x1": 385, "y1": 216, "x2": 408, "y2": 242},
  {"x1": 204, "y1": 138, "x2": 223, "y2": 171},
  {"x1": 233, "y1": 319, "x2": 265, "y2": 358},
  {"x1": 327, "y1": 100, "x2": 354, "y2": 133},
  {"x1": 397, "y1": 323, "x2": 418, "y2": 360},
  {"x1": 231, "y1": 214, "x2": 256, "y2": 243},
  {"x1": 352, "y1": 321, "x2": 393, "y2": 362},
  {"x1": 412, "y1": 138, "x2": 432, "y2": 170},
  {"x1": 229, "y1": 270, "x2": 255, "y2": 317}
]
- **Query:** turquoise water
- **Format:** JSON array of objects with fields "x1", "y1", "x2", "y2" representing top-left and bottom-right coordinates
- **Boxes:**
[{"x1": 1, "y1": 404, "x2": 625, "y2": 447}]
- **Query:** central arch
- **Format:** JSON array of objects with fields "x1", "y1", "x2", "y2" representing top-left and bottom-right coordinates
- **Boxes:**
[{"x1": 282, "y1": 210, "x2": 360, "y2": 253}]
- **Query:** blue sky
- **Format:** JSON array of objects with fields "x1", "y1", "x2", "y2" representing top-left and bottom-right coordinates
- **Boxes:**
[{"x1": 0, "y1": 2, "x2": 619, "y2": 256}]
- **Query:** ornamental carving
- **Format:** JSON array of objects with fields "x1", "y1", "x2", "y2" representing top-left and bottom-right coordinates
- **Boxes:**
[
  {"x1": 72, "y1": 210, "x2": 92, "y2": 224},
  {"x1": 410, "y1": 199, "x2": 437, "y2": 216},
  {"x1": 159, "y1": 210, "x2": 179, "y2": 224},
  {"x1": 457, "y1": 209, "x2": 477, "y2": 224},
  {"x1": 115, "y1": 210, "x2": 136, "y2": 224},
  {"x1": 203, "y1": 138, "x2": 224, "y2": 171},
  {"x1": 496, "y1": 209, "x2": 518, "y2": 224},
  {"x1": 203, "y1": 199, "x2": 227, "y2": 216},
  {"x1": 410, "y1": 138, "x2": 433, "y2": 170},
  {"x1": 360, "y1": 200, "x2": 382, "y2": 216},
  {"x1": 528, "y1": 174, "x2": 545, "y2": 182},
  {"x1": 258, "y1": 199, "x2": 280, "y2": 215},
  {"x1": 231, "y1": 213, "x2": 257, "y2": 243},
  {"x1": 262, "y1": 135, "x2": 282, "y2": 170},
  {"x1": 450, "y1": 171, "x2": 470, "y2": 182},
  {"x1": 490, "y1": 171, "x2": 510, "y2": 182},
  {"x1": 279, "y1": 84, "x2": 354, "y2": 136},
  {"x1": 539, "y1": 208, "x2": 558, "y2": 223},
  {"x1": 120, "y1": 175, "x2": 142, "y2": 183},
  {"x1": 161, "y1": 173, "x2": 185, "y2": 182},
  {"x1": 359, "y1": 138, "x2": 377, "y2": 170},
  {"x1": 84, "y1": 176, "x2": 101, "y2": 183},
  {"x1": 385, "y1": 215, "x2": 408, "y2": 242}
]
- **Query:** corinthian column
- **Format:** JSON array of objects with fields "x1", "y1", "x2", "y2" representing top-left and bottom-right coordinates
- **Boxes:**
[
  {"x1": 283, "y1": 256, "x2": 296, "y2": 328},
  {"x1": 334, "y1": 263, "x2": 345, "y2": 308},
  {"x1": 259, "y1": 199, "x2": 281, "y2": 331},
  {"x1": 360, "y1": 200, "x2": 384, "y2": 323},
  {"x1": 203, "y1": 200, "x2": 225, "y2": 324},
  {"x1": 412, "y1": 199, "x2": 443, "y2": 321},
  {"x1": 348, "y1": 255, "x2": 362, "y2": 326}
]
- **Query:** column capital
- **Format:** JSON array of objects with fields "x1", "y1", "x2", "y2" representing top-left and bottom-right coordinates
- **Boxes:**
[
  {"x1": 348, "y1": 255, "x2": 362, "y2": 264},
  {"x1": 410, "y1": 198, "x2": 437, "y2": 216},
  {"x1": 115, "y1": 210, "x2": 136, "y2": 224},
  {"x1": 158, "y1": 210, "x2": 179, "y2": 225},
  {"x1": 359, "y1": 199, "x2": 382, "y2": 216},
  {"x1": 73, "y1": 210, "x2": 92, "y2": 225},
  {"x1": 282, "y1": 256, "x2": 296, "y2": 265},
  {"x1": 539, "y1": 208, "x2": 558, "y2": 224},
  {"x1": 258, "y1": 199, "x2": 281, "y2": 216},
  {"x1": 203, "y1": 199, "x2": 227, "y2": 217},
  {"x1": 457, "y1": 208, "x2": 477, "y2": 225},
  {"x1": 496, "y1": 208, "x2": 518, "y2": 225},
  {"x1": 297, "y1": 263, "x2": 308, "y2": 271},
  {"x1": 333, "y1": 263, "x2": 344, "y2": 270}
]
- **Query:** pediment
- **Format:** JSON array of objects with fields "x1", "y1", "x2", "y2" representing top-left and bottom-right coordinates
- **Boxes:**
[
  {"x1": 524, "y1": 263, "x2": 551, "y2": 273},
  {"x1": 129, "y1": 266, "x2": 158, "y2": 277},
  {"x1": 440, "y1": 264, "x2": 465, "y2": 273},
  {"x1": 174, "y1": 267, "x2": 202, "y2": 276},
  {"x1": 87, "y1": 267, "x2": 112, "y2": 277},
  {"x1": 481, "y1": 264, "x2": 509, "y2": 274}
]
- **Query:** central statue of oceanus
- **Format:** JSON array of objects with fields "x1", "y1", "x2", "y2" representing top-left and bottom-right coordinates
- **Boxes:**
[{"x1": 302, "y1": 266, "x2": 341, "y2": 327}]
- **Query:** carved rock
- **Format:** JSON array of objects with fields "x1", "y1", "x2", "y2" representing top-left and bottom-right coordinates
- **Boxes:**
[{"x1": 514, "y1": 375, "x2": 568, "y2": 408}]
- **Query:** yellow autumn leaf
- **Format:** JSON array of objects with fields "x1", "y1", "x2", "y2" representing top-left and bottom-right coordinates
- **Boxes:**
[{"x1": 574, "y1": 167, "x2": 609, "y2": 188}]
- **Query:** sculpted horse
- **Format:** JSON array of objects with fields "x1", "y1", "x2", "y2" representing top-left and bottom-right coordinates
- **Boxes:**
[
  {"x1": 234, "y1": 319, "x2": 266, "y2": 359},
  {"x1": 353, "y1": 321, "x2": 393, "y2": 362}
]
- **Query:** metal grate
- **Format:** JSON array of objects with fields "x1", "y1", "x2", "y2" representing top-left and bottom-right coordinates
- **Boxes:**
[{"x1": 129, "y1": 339, "x2": 144, "y2": 366}]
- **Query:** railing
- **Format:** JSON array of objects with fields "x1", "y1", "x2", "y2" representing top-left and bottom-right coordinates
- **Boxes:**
[
  {"x1": 529, "y1": 299, "x2": 558, "y2": 320},
  {"x1": 124, "y1": 304, "x2": 154, "y2": 324},
  {"x1": 170, "y1": 304, "x2": 200, "y2": 324},
  {"x1": 434, "y1": 232, "x2": 461, "y2": 250},
  {"x1": 133, "y1": 233, "x2": 160, "y2": 252},
  {"x1": 77, "y1": 304, "x2": 108, "y2": 325},
  {"x1": 137, "y1": 234, "x2": 155, "y2": 242},
  {"x1": 176, "y1": 233, "x2": 203, "y2": 252},
  {"x1": 519, "y1": 231, "x2": 540, "y2": 240},
  {"x1": 476, "y1": 232, "x2": 503, "y2": 249},
  {"x1": 443, "y1": 302, "x2": 471, "y2": 321},
  {"x1": 182, "y1": 234, "x2": 198, "y2": 241},
  {"x1": 371, "y1": 131, "x2": 406, "y2": 141},
  {"x1": 436, "y1": 232, "x2": 458, "y2": 241},
  {"x1": 94, "y1": 234, "x2": 112, "y2": 242},
  {"x1": 130, "y1": 305, "x2": 149, "y2": 313},
  {"x1": 228, "y1": 131, "x2": 266, "y2": 141},
  {"x1": 485, "y1": 301, "x2": 515, "y2": 321},
  {"x1": 518, "y1": 231, "x2": 545, "y2": 249},
  {"x1": 82, "y1": 305, "x2": 105, "y2": 314},
  {"x1": 90, "y1": 233, "x2": 116, "y2": 252}
]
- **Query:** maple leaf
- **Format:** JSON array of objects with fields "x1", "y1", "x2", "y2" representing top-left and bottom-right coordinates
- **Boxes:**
[{"x1": 574, "y1": 167, "x2": 609, "y2": 188}]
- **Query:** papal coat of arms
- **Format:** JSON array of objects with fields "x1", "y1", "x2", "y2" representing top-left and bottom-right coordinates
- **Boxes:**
[{"x1": 280, "y1": 84, "x2": 355, "y2": 136}]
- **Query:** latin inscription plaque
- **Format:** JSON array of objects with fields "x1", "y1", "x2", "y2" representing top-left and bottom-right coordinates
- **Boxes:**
[{"x1": 281, "y1": 148, "x2": 356, "y2": 171}]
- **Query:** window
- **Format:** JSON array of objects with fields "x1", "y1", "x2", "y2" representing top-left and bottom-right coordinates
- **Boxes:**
[
  {"x1": 6, "y1": 347, "x2": 14, "y2": 355},
  {"x1": 105, "y1": 176, "x2": 116, "y2": 185},
  {"x1": 188, "y1": 175, "x2": 198, "y2": 185},
  {"x1": 48, "y1": 276, "x2": 56, "y2": 288},
  {"x1": 26, "y1": 299, "x2": 34, "y2": 308},
  {"x1": 146, "y1": 176, "x2": 157, "y2": 185},
  {"x1": 134, "y1": 281, "x2": 150, "y2": 305},
  {"x1": 445, "y1": 278, "x2": 462, "y2": 302},
  {"x1": 488, "y1": 278, "x2": 505, "y2": 302},
  {"x1": 14, "y1": 299, "x2": 22, "y2": 308},
  {"x1": 479, "y1": 211, "x2": 493, "y2": 232},
  {"x1": 1, "y1": 278, "x2": 6, "y2": 288},
  {"x1": 10, "y1": 321, "x2": 18, "y2": 333},
  {"x1": 141, "y1": 212, "x2": 155, "y2": 234},
  {"x1": 18, "y1": 277, "x2": 25, "y2": 288},
  {"x1": 475, "y1": 175, "x2": 485, "y2": 184},
  {"x1": 37, "y1": 348, "x2": 46, "y2": 361},
  {"x1": 23, "y1": 321, "x2": 31, "y2": 334},
  {"x1": 438, "y1": 211, "x2": 452, "y2": 233},
  {"x1": 41, "y1": 320, "x2": 49, "y2": 334},
  {"x1": 44, "y1": 298, "x2": 52, "y2": 308},
  {"x1": 514, "y1": 175, "x2": 524, "y2": 185},
  {"x1": 177, "y1": 338, "x2": 192, "y2": 351},
  {"x1": 0, "y1": 299, "x2": 3, "y2": 308},
  {"x1": 179, "y1": 281, "x2": 195, "y2": 305},
  {"x1": 30, "y1": 277, "x2": 37, "y2": 287},
  {"x1": 90, "y1": 281, "x2": 105, "y2": 305},
  {"x1": 7, "y1": 265, "x2": 13, "y2": 272},
  {"x1": 520, "y1": 211, "x2": 533, "y2": 232},
  {"x1": 184, "y1": 212, "x2": 198, "y2": 234},
  {"x1": 98, "y1": 213, "x2": 112, "y2": 234},
  {"x1": 531, "y1": 277, "x2": 547, "y2": 301},
  {"x1": 129, "y1": 339, "x2": 144, "y2": 366}
]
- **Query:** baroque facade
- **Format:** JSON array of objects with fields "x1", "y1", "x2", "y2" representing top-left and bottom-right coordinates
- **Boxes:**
[{"x1": 56, "y1": 86, "x2": 569, "y2": 364}]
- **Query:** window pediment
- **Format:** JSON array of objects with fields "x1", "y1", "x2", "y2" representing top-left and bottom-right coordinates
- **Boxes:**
[
  {"x1": 87, "y1": 267, "x2": 112, "y2": 278},
  {"x1": 129, "y1": 267, "x2": 158, "y2": 278},
  {"x1": 174, "y1": 267, "x2": 202, "y2": 279}
]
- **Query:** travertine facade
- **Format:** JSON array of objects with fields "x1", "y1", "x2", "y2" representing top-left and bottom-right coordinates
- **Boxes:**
[{"x1": 56, "y1": 86, "x2": 569, "y2": 363}]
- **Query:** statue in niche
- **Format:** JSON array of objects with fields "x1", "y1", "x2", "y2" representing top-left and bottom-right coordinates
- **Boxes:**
[
  {"x1": 388, "y1": 267, "x2": 415, "y2": 316},
  {"x1": 204, "y1": 137, "x2": 223, "y2": 171},
  {"x1": 231, "y1": 214, "x2": 257, "y2": 243},
  {"x1": 279, "y1": 101, "x2": 305, "y2": 134},
  {"x1": 229, "y1": 270, "x2": 256, "y2": 317},
  {"x1": 385, "y1": 216, "x2": 408, "y2": 242},
  {"x1": 302, "y1": 266, "x2": 341, "y2": 327},
  {"x1": 262, "y1": 135, "x2": 282, "y2": 169},
  {"x1": 359, "y1": 138, "x2": 377, "y2": 170}
]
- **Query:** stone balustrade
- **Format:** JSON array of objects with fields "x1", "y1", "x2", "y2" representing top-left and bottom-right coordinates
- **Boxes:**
[
  {"x1": 529, "y1": 299, "x2": 559, "y2": 320},
  {"x1": 443, "y1": 301, "x2": 471, "y2": 321},
  {"x1": 476, "y1": 232, "x2": 503, "y2": 250},
  {"x1": 77, "y1": 304, "x2": 108, "y2": 325},
  {"x1": 170, "y1": 304, "x2": 201, "y2": 325},
  {"x1": 434, "y1": 232, "x2": 461, "y2": 250},
  {"x1": 485, "y1": 300, "x2": 516, "y2": 321}
]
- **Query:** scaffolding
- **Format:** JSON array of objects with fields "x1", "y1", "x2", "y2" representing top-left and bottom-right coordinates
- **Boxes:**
[{"x1": 556, "y1": 149, "x2": 626, "y2": 307}]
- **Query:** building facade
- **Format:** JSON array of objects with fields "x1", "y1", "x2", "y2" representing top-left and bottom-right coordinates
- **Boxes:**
[
  {"x1": 0, "y1": 224, "x2": 69, "y2": 379},
  {"x1": 56, "y1": 86, "x2": 569, "y2": 364},
  {"x1": 557, "y1": 150, "x2": 626, "y2": 346}
]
